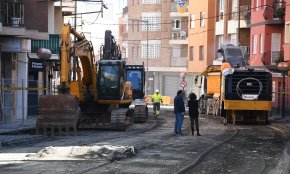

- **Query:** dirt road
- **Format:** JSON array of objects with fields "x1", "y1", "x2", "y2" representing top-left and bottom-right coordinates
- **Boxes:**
[{"x1": 0, "y1": 109, "x2": 287, "y2": 174}]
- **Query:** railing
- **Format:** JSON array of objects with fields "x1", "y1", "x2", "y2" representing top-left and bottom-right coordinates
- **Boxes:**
[
  {"x1": 0, "y1": 78, "x2": 60, "y2": 125},
  {"x1": 1, "y1": 1, "x2": 24, "y2": 26},
  {"x1": 171, "y1": 57, "x2": 187, "y2": 67},
  {"x1": 171, "y1": 2, "x2": 188, "y2": 12},
  {"x1": 171, "y1": 31, "x2": 188, "y2": 40},
  {"x1": 263, "y1": 2, "x2": 285, "y2": 20},
  {"x1": 262, "y1": 51, "x2": 284, "y2": 65},
  {"x1": 31, "y1": 34, "x2": 60, "y2": 54}
]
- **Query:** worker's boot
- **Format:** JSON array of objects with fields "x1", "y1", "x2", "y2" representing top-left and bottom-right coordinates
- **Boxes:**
[
  {"x1": 191, "y1": 129, "x2": 194, "y2": 136},
  {"x1": 196, "y1": 127, "x2": 201, "y2": 136},
  {"x1": 155, "y1": 110, "x2": 160, "y2": 119}
]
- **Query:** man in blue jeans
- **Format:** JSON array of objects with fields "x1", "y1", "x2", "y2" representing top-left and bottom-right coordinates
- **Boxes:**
[{"x1": 174, "y1": 90, "x2": 185, "y2": 135}]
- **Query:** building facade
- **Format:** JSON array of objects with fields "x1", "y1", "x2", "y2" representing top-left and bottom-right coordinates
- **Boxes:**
[
  {"x1": 249, "y1": 0, "x2": 288, "y2": 112},
  {"x1": 215, "y1": 0, "x2": 251, "y2": 63},
  {"x1": 120, "y1": 0, "x2": 194, "y2": 97},
  {"x1": 0, "y1": 0, "x2": 66, "y2": 122}
]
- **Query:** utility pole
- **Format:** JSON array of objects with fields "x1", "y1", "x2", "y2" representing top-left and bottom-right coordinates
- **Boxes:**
[
  {"x1": 73, "y1": 0, "x2": 77, "y2": 81},
  {"x1": 237, "y1": 0, "x2": 240, "y2": 46},
  {"x1": 146, "y1": 20, "x2": 149, "y2": 96}
]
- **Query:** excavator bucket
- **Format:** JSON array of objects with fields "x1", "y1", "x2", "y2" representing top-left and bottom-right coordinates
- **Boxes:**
[{"x1": 36, "y1": 95, "x2": 81, "y2": 136}]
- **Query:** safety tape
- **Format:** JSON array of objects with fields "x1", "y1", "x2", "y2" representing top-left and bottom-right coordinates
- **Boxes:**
[{"x1": 0, "y1": 87, "x2": 47, "y2": 91}]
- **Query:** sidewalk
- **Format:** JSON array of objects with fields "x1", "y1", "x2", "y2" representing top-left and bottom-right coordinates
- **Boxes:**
[
  {"x1": 268, "y1": 112, "x2": 290, "y2": 174},
  {"x1": 0, "y1": 117, "x2": 36, "y2": 134}
]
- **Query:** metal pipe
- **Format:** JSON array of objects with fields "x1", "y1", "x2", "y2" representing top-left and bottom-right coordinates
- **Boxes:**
[
  {"x1": 282, "y1": 72, "x2": 285, "y2": 118},
  {"x1": 146, "y1": 20, "x2": 149, "y2": 96},
  {"x1": 73, "y1": 0, "x2": 77, "y2": 81},
  {"x1": 237, "y1": 0, "x2": 240, "y2": 46},
  {"x1": 21, "y1": 79, "x2": 24, "y2": 125}
]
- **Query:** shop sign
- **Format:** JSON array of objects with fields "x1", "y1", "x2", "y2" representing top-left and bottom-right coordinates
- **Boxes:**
[{"x1": 29, "y1": 58, "x2": 45, "y2": 72}]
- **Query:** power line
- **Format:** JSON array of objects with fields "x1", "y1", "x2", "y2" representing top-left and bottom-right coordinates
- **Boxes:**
[
  {"x1": 82, "y1": 2, "x2": 289, "y2": 26},
  {"x1": 91, "y1": 28, "x2": 215, "y2": 41}
]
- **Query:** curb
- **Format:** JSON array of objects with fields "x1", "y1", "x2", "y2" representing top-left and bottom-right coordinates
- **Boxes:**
[
  {"x1": 267, "y1": 122, "x2": 290, "y2": 138},
  {"x1": 0, "y1": 135, "x2": 45, "y2": 147},
  {"x1": 0, "y1": 127, "x2": 35, "y2": 135},
  {"x1": 267, "y1": 121, "x2": 290, "y2": 174}
]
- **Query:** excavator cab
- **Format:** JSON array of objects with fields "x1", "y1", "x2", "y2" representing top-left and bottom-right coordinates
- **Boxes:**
[
  {"x1": 97, "y1": 60, "x2": 126, "y2": 100},
  {"x1": 125, "y1": 65, "x2": 145, "y2": 100},
  {"x1": 125, "y1": 65, "x2": 148, "y2": 123}
]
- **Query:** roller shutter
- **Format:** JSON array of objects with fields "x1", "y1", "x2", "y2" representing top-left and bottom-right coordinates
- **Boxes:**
[
  {"x1": 164, "y1": 76, "x2": 180, "y2": 97},
  {"x1": 164, "y1": 75, "x2": 196, "y2": 97}
]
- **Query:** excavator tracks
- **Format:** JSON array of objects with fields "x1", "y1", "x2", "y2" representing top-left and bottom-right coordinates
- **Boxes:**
[{"x1": 133, "y1": 105, "x2": 148, "y2": 123}]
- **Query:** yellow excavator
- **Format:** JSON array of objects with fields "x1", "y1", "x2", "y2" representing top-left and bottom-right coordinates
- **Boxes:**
[{"x1": 36, "y1": 24, "x2": 134, "y2": 135}]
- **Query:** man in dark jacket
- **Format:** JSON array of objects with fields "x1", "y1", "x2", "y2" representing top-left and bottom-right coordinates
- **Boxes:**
[{"x1": 174, "y1": 90, "x2": 185, "y2": 135}]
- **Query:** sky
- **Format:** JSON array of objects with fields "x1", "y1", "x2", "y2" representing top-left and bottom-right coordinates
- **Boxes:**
[{"x1": 70, "y1": 0, "x2": 126, "y2": 54}]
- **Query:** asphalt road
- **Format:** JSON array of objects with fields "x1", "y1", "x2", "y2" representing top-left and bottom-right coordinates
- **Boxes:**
[{"x1": 0, "y1": 108, "x2": 287, "y2": 174}]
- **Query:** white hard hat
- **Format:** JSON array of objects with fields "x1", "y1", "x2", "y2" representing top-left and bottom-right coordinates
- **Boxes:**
[{"x1": 155, "y1": 89, "x2": 159, "y2": 93}]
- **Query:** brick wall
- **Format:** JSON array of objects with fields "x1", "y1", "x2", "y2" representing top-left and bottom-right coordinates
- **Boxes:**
[{"x1": 24, "y1": 0, "x2": 48, "y2": 32}]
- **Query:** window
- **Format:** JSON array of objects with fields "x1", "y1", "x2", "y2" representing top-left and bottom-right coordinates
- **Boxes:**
[
  {"x1": 136, "y1": 46, "x2": 139, "y2": 58},
  {"x1": 285, "y1": 23, "x2": 290, "y2": 44},
  {"x1": 172, "y1": 19, "x2": 181, "y2": 29},
  {"x1": 220, "y1": 0, "x2": 224, "y2": 12},
  {"x1": 132, "y1": 47, "x2": 135, "y2": 58},
  {"x1": 141, "y1": 40, "x2": 161, "y2": 59},
  {"x1": 136, "y1": 21, "x2": 139, "y2": 32},
  {"x1": 255, "y1": 0, "x2": 259, "y2": 11},
  {"x1": 189, "y1": 46, "x2": 194, "y2": 61},
  {"x1": 217, "y1": 35, "x2": 223, "y2": 49},
  {"x1": 132, "y1": 21, "x2": 135, "y2": 32},
  {"x1": 199, "y1": 46, "x2": 204, "y2": 60},
  {"x1": 142, "y1": 13, "x2": 161, "y2": 31},
  {"x1": 253, "y1": 35, "x2": 257, "y2": 54},
  {"x1": 142, "y1": 0, "x2": 161, "y2": 4},
  {"x1": 260, "y1": 34, "x2": 264, "y2": 53},
  {"x1": 6, "y1": 1, "x2": 24, "y2": 26},
  {"x1": 200, "y1": 12, "x2": 205, "y2": 27},
  {"x1": 190, "y1": 14, "x2": 195, "y2": 28}
]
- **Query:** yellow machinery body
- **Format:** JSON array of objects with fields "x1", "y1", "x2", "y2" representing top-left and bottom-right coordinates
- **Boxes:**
[{"x1": 36, "y1": 24, "x2": 134, "y2": 135}]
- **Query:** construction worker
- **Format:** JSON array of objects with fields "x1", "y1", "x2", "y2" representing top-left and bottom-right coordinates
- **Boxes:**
[{"x1": 152, "y1": 89, "x2": 162, "y2": 118}]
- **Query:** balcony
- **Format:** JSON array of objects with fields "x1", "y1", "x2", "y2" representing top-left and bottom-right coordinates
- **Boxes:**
[
  {"x1": 170, "y1": 2, "x2": 189, "y2": 17},
  {"x1": 171, "y1": 57, "x2": 187, "y2": 67},
  {"x1": 31, "y1": 34, "x2": 60, "y2": 54},
  {"x1": 1, "y1": 1, "x2": 24, "y2": 27},
  {"x1": 262, "y1": 51, "x2": 284, "y2": 66},
  {"x1": 169, "y1": 31, "x2": 188, "y2": 45},
  {"x1": 228, "y1": 5, "x2": 251, "y2": 32},
  {"x1": 54, "y1": 0, "x2": 74, "y2": 15},
  {"x1": 263, "y1": 2, "x2": 285, "y2": 24}
]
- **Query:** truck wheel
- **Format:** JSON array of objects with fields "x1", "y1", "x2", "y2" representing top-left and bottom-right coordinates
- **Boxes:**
[{"x1": 198, "y1": 97, "x2": 205, "y2": 114}]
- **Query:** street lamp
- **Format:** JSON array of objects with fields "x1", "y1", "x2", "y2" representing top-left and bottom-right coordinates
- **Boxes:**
[{"x1": 130, "y1": 19, "x2": 149, "y2": 96}]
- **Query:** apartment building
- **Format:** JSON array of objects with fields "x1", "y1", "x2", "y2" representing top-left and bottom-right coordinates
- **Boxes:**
[
  {"x1": 120, "y1": 0, "x2": 194, "y2": 97},
  {"x1": 187, "y1": 0, "x2": 216, "y2": 72},
  {"x1": 0, "y1": 0, "x2": 66, "y2": 122},
  {"x1": 250, "y1": 0, "x2": 287, "y2": 111},
  {"x1": 284, "y1": 0, "x2": 290, "y2": 61},
  {"x1": 215, "y1": 0, "x2": 251, "y2": 63}
]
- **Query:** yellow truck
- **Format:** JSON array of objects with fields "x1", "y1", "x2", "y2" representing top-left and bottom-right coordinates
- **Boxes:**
[{"x1": 199, "y1": 45, "x2": 272, "y2": 124}]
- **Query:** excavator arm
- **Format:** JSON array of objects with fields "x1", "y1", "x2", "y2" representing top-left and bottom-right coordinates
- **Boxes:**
[{"x1": 59, "y1": 24, "x2": 97, "y2": 101}]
